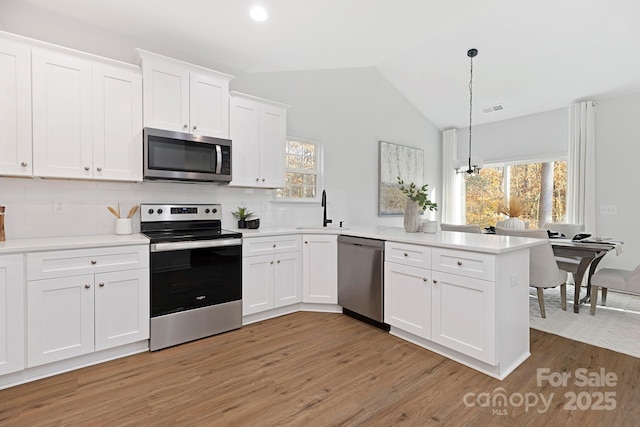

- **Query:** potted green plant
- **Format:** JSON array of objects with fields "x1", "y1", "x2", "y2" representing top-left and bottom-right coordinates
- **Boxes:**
[
  {"x1": 231, "y1": 206, "x2": 255, "y2": 229},
  {"x1": 397, "y1": 177, "x2": 438, "y2": 232}
]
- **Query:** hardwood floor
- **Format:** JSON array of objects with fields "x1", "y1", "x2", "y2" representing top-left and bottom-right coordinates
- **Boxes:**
[{"x1": 1, "y1": 312, "x2": 638, "y2": 426}]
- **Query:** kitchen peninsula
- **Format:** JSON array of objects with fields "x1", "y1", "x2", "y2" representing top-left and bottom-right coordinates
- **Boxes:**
[{"x1": 240, "y1": 226, "x2": 542, "y2": 379}]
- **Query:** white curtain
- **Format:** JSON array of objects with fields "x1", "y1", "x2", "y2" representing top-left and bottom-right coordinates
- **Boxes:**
[
  {"x1": 567, "y1": 101, "x2": 596, "y2": 234},
  {"x1": 442, "y1": 129, "x2": 462, "y2": 224}
]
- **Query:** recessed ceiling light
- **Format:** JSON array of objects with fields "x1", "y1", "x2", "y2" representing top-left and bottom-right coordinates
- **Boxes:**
[{"x1": 250, "y1": 6, "x2": 268, "y2": 22}]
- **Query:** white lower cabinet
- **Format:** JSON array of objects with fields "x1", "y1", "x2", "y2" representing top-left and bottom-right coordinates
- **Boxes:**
[
  {"x1": 243, "y1": 236, "x2": 302, "y2": 316},
  {"x1": 302, "y1": 234, "x2": 338, "y2": 304},
  {"x1": 0, "y1": 254, "x2": 25, "y2": 376},
  {"x1": 431, "y1": 271, "x2": 495, "y2": 365},
  {"x1": 384, "y1": 261, "x2": 431, "y2": 339},
  {"x1": 384, "y1": 242, "x2": 500, "y2": 367},
  {"x1": 26, "y1": 245, "x2": 149, "y2": 367}
]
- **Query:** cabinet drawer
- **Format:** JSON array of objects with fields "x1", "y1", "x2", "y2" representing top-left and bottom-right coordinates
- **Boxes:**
[
  {"x1": 27, "y1": 245, "x2": 149, "y2": 280},
  {"x1": 243, "y1": 235, "x2": 302, "y2": 257},
  {"x1": 385, "y1": 241, "x2": 431, "y2": 269},
  {"x1": 431, "y1": 248, "x2": 495, "y2": 281}
]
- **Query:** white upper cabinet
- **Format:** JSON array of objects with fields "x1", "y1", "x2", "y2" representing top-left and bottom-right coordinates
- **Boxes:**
[
  {"x1": 137, "y1": 49, "x2": 233, "y2": 138},
  {"x1": 92, "y1": 63, "x2": 143, "y2": 181},
  {"x1": 229, "y1": 92, "x2": 287, "y2": 188},
  {"x1": 0, "y1": 38, "x2": 32, "y2": 177},
  {"x1": 31, "y1": 46, "x2": 143, "y2": 181},
  {"x1": 32, "y1": 48, "x2": 93, "y2": 179}
]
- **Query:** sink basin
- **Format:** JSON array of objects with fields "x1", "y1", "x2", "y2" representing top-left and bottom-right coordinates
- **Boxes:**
[{"x1": 295, "y1": 226, "x2": 350, "y2": 230}]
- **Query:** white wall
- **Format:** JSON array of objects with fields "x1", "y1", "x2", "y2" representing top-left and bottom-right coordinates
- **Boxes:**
[
  {"x1": 457, "y1": 108, "x2": 568, "y2": 164},
  {"x1": 0, "y1": 1, "x2": 441, "y2": 238},
  {"x1": 594, "y1": 92, "x2": 640, "y2": 270}
]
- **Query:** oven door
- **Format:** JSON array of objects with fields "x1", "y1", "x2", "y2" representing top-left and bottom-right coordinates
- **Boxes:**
[{"x1": 150, "y1": 239, "x2": 242, "y2": 318}]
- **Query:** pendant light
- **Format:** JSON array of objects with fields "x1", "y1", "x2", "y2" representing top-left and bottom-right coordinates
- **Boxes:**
[{"x1": 456, "y1": 48, "x2": 482, "y2": 175}]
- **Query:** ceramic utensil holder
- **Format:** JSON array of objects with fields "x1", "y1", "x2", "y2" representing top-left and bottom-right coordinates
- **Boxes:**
[{"x1": 115, "y1": 218, "x2": 132, "y2": 235}]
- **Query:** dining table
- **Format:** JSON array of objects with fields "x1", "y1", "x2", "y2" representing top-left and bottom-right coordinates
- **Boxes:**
[{"x1": 550, "y1": 238, "x2": 623, "y2": 313}]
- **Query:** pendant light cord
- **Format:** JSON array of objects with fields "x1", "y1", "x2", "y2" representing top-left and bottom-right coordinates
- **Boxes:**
[{"x1": 468, "y1": 51, "x2": 474, "y2": 173}]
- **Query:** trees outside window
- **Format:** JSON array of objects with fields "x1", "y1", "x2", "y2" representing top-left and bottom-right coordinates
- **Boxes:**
[{"x1": 465, "y1": 160, "x2": 566, "y2": 228}]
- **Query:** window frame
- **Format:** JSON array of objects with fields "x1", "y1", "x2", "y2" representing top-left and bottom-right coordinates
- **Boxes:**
[{"x1": 274, "y1": 136, "x2": 324, "y2": 204}]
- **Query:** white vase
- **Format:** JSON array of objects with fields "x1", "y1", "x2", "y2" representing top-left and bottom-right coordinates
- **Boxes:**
[
  {"x1": 501, "y1": 217, "x2": 526, "y2": 229},
  {"x1": 403, "y1": 200, "x2": 422, "y2": 233},
  {"x1": 421, "y1": 220, "x2": 438, "y2": 234}
]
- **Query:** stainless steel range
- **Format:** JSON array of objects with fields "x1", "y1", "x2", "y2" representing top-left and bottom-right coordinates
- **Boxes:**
[{"x1": 140, "y1": 203, "x2": 242, "y2": 351}]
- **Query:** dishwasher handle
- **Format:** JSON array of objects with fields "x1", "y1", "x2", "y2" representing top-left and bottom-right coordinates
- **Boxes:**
[{"x1": 337, "y1": 235, "x2": 384, "y2": 250}]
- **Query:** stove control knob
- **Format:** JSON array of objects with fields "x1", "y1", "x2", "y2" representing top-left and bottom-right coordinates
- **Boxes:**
[
  {"x1": 148, "y1": 209, "x2": 154, "y2": 214},
  {"x1": 157, "y1": 209, "x2": 163, "y2": 214},
  {"x1": 205, "y1": 209, "x2": 210, "y2": 214},
  {"x1": 212, "y1": 208, "x2": 218, "y2": 213}
]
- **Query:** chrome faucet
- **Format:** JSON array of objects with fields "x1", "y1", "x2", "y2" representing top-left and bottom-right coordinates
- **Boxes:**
[{"x1": 322, "y1": 190, "x2": 332, "y2": 227}]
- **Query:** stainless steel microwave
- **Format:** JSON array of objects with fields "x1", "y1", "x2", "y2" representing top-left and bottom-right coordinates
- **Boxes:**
[{"x1": 143, "y1": 128, "x2": 232, "y2": 183}]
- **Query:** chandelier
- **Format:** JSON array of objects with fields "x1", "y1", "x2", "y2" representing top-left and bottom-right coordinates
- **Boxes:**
[{"x1": 456, "y1": 48, "x2": 482, "y2": 175}]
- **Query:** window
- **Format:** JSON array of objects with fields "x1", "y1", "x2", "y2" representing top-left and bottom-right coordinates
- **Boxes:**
[
  {"x1": 465, "y1": 160, "x2": 567, "y2": 228},
  {"x1": 276, "y1": 138, "x2": 321, "y2": 200}
]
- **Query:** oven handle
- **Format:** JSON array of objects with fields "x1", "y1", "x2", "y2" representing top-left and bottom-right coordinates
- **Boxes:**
[{"x1": 150, "y1": 238, "x2": 242, "y2": 252}]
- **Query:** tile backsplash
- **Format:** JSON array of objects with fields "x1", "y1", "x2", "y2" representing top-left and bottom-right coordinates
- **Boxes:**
[{"x1": 0, "y1": 177, "x2": 346, "y2": 239}]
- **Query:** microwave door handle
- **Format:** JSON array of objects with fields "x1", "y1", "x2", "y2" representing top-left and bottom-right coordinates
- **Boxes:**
[{"x1": 215, "y1": 145, "x2": 222, "y2": 174}]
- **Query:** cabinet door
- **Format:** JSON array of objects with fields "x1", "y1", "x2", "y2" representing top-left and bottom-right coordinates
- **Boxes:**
[
  {"x1": 32, "y1": 49, "x2": 93, "y2": 178},
  {"x1": 243, "y1": 254, "x2": 275, "y2": 315},
  {"x1": 431, "y1": 271, "x2": 496, "y2": 364},
  {"x1": 384, "y1": 262, "x2": 431, "y2": 339},
  {"x1": 190, "y1": 71, "x2": 229, "y2": 138},
  {"x1": 94, "y1": 268, "x2": 149, "y2": 351},
  {"x1": 229, "y1": 96, "x2": 261, "y2": 187},
  {"x1": 259, "y1": 103, "x2": 286, "y2": 188},
  {"x1": 274, "y1": 251, "x2": 302, "y2": 307},
  {"x1": 0, "y1": 254, "x2": 25, "y2": 376},
  {"x1": 0, "y1": 39, "x2": 32, "y2": 177},
  {"x1": 93, "y1": 64, "x2": 143, "y2": 181},
  {"x1": 27, "y1": 275, "x2": 95, "y2": 367},
  {"x1": 302, "y1": 235, "x2": 338, "y2": 304},
  {"x1": 142, "y1": 59, "x2": 189, "y2": 132}
]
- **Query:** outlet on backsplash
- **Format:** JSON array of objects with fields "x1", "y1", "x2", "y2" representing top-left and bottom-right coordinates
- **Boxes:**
[{"x1": 53, "y1": 199, "x2": 66, "y2": 215}]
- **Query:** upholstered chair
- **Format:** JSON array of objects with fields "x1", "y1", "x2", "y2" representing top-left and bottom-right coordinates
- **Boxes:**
[
  {"x1": 495, "y1": 227, "x2": 568, "y2": 318},
  {"x1": 590, "y1": 264, "x2": 640, "y2": 315},
  {"x1": 440, "y1": 223, "x2": 482, "y2": 233}
]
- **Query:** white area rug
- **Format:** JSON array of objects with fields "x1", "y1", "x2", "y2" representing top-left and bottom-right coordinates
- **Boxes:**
[{"x1": 529, "y1": 285, "x2": 640, "y2": 358}]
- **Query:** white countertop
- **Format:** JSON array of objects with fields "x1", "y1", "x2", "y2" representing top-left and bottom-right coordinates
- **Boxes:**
[
  {"x1": 236, "y1": 225, "x2": 544, "y2": 254},
  {"x1": 0, "y1": 233, "x2": 150, "y2": 254}
]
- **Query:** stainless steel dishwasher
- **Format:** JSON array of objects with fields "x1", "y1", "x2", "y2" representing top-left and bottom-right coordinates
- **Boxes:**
[{"x1": 337, "y1": 236, "x2": 388, "y2": 329}]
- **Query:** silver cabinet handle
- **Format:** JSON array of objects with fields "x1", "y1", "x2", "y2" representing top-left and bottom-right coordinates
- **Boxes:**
[
  {"x1": 273, "y1": 244, "x2": 277, "y2": 248},
  {"x1": 91, "y1": 260, "x2": 97, "y2": 265},
  {"x1": 193, "y1": 125, "x2": 198, "y2": 130},
  {"x1": 404, "y1": 252, "x2": 408, "y2": 257},
  {"x1": 423, "y1": 277, "x2": 428, "y2": 282},
  {"x1": 183, "y1": 124, "x2": 188, "y2": 129},
  {"x1": 99, "y1": 283, "x2": 105, "y2": 287},
  {"x1": 21, "y1": 161, "x2": 28, "y2": 167},
  {"x1": 84, "y1": 284, "x2": 91, "y2": 289},
  {"x1": 96, "y1": 167, "x2": 102, "y2": 172},
  {"x1": 305, "y1": 241, "x2": 308, "y2": 244},
  {"x1": 457, "y1": 261, "x2": 463, "y2": 266},
  {"x1": 262, "y1": 178, "x2": 265, "y2": 182},
  {"x1": 433, "y1": 279, "x2": 438, "y2": 284},
  {"x1": 277, "y1": 260, "x2": 281, "y2": 264},
  {"x1": 256, "y1": 178, "x2": 260, "y2": 182},
  {"x1": 84, "y1": 166, "x2": 90, "y2": 171},
  {"x1": 270, "y1": 261, "x2": 274, "y2": 265}
]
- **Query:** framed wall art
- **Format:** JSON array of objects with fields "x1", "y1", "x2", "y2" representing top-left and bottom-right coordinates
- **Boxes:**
[{"x1": 378, "y1": 141, "x2": 424, "y2": 216}]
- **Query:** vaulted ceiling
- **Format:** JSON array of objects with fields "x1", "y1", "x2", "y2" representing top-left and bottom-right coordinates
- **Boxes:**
[{"x1": 13, "y1": 0, "x2": 640, "y2": 129}]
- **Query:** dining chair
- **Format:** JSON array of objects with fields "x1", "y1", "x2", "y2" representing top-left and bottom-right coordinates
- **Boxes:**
[
  {"x1": 440, "y1": 223, "x2": 482, "y2": 233},
  {"x1": 590, "y1": 264, "x2": 640, "y2": 315},
  {"x1": 543, "y1": 222, "x2": 585, "y2": 283},
  {"x1": 495, "y1": 227, "x2": 567, "y2": 318}
]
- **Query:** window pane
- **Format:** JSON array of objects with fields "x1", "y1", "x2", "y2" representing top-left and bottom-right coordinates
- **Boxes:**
[
  {"x1": 303, "y1": 143, "x2": 316, "y2": 157},
  {"x1": 287, "y1": 141, "x2": 304, "y2": 155},
  {"x1": 464, "y1": 160, "x2": 566, "y2": 228},
  {"x1": 304, "y1": 186, "x2": 316, "y2": 198},
  {"x1": 304, "y1": 174, "x2": 316, "y2": 185},
  {"x1": 286, "y1": 154, "x2": 303, "y2": 169}
]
